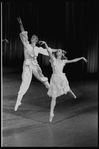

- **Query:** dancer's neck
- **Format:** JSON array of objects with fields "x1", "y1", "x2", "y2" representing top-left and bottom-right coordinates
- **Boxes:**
[
  {"x1": 57, "y1": 56, "x2": 61, "y2": 61},
  {"x1": 31, "y1": 43, "x2": 36, "y2": 48}
]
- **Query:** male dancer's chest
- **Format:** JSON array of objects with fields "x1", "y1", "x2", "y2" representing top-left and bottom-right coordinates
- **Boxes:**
[{"x1": 25, "y1": 44, "x2": 39, "y2": 57}]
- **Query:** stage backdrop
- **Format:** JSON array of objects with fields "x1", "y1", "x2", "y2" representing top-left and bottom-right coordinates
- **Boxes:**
[{"x1": 2, "y1": 2, "x2": 98, "y2": 78}]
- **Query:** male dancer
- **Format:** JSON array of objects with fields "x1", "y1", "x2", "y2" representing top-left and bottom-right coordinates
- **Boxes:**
[{"x1": 14, "y1": 17, "x2": 58, "y2": 111}]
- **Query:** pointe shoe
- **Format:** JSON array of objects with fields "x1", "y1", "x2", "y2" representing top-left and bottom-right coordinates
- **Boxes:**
[
  {"x1": 43, "y1": 80, "x2": 50, "y2": 89},
  {"x1": 14, "y1": 101, "x2": 21, "y2": 111},
  {"x1": 49, "y1": 113, "x2": 54, "y2": 122},
  {"x1": 45, "y1": 84, "x2": 50, "y2": 89},
  {"x1": 41, "y1": 77, "x2": 48, "y2": 82},
  {"x1": 74, "y1": 95, "x2": 77, "y2": 99}
]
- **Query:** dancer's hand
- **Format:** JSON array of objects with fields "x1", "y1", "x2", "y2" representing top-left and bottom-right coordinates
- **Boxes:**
[
  {"x1": 39, "y1": 41, "x2": 49, "y2": 50},
  {"x1": 17, "y1": 17, "x2": 22, "y2": 24},
  {"x1": 39, "y1": 41, "x2": 46, "y2": 45},
  {"x1": 62, "y1": 49, "x2": 67, "y2": 54},
  {"x1": 82, "y1": 57, "x2": 88, "y2": 63}
]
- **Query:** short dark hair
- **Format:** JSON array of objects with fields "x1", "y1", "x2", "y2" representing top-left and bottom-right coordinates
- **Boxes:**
[{"x1": 31, "y1": 34, "x2": 39, "y2": 43}]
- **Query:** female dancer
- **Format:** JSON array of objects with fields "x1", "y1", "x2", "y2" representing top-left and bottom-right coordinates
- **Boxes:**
[{"x1": 40, "y1": 41, "x2": 87, "y2": 122}]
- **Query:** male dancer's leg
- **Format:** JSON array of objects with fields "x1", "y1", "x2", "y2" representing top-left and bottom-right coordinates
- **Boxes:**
[
  {"x1": 32, "y1": 64, "x2": 50, "y2": 89},
  {"x1": 14, "y1": 64, "x2": 32, "y2": 111}
]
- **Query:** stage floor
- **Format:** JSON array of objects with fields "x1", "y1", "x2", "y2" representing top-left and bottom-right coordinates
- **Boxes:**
[{"x1": 2, "y1": 74, "x2": 98, "y2": 147}]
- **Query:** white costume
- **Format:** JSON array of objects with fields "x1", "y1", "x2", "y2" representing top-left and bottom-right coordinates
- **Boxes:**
[
  {"x1": 47, "y1": 56, "x2": 70, "y2": 98},
  {"x1": 14, "y1": 31, "x2": 52, "y2": 111},
  {"x1": 18, "y1": 31, "x2": 52, "y2": 95}
]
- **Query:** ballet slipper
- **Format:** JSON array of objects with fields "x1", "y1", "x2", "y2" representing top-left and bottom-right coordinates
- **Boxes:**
[
  {"x1": 73, "y1": 95, "x2": 77, "y2": 98},
  {"x1": 43, "y1": 81, "x2": 50, "y2": 89},
  {"x1": 14, "y1": 101, "x2": 21, "y2": 111},
  {"x1": 45, "y1": 84, "x2": 50, "y2": 89},
  {"x1": 49, "y1": 113, "x2": 54, "y2": 122}
]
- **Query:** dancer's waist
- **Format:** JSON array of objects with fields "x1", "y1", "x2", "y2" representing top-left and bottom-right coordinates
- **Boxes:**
[
  {"x1": 24, "y1": 58, "x2": 38, "y2": 66},
  {"x1": 53, "y1": 72, "x2": 65, "y2": 76}
]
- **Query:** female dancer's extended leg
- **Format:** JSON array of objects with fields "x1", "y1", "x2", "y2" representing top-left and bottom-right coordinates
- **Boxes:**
[{"x1": 49, "y1": 97, "x2": 56, "y2": 122}]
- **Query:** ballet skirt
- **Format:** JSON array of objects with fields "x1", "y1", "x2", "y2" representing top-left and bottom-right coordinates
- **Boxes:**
[{"x1": 47, "y1": 57, "x2": 70, "y2": 98}]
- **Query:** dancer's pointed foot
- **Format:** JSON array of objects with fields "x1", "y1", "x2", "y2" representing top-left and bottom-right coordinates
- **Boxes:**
[
  {"x1": 14, "y1": 101, "x2": 21, "y2": 111},
  {"x1": 69, "y1": 90, "x2": 77, "y2": 99},
  {"x1": 45, "y1": 84, "x2": 50, "y2": 89},
  {"x1": 49, "y1": 113, "x2": 54, "y2": 122},
  {"x1": 74, "y1": 94, "x2": 77, "y2": 99},
  {"x1": 44, "y1": 81, "x2": 50, "y2": 89}
]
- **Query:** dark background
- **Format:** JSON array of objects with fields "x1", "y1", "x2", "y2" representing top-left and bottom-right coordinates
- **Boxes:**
[{"x1": 2, "y1": 2, "x2": 98, "y2": 81}]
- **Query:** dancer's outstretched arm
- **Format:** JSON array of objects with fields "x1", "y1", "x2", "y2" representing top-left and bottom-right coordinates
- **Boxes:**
[
  {"x1": 39, "y1": 41, "x2": 66, "y2": 56},
  {"x1": 65, "y1": 57, "x2": 88, "y2": 64}
]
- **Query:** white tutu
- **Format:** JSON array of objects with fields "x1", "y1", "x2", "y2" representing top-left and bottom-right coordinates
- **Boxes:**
[{"x1": 47, "y1": 73, "x2": 70, "y2": 98}]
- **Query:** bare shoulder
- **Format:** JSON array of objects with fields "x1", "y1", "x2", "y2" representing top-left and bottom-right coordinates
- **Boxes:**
[{"x1": 63, "y1": 59, "x2": 68, "y2": 63}]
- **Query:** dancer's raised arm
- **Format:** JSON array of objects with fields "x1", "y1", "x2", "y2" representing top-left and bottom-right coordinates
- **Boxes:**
[
  {"x1": 17, "y1": 17, "x2": 25, "y2": 32},
  {"x1": 39, "y1": 41, "x2": 55, "y2": 61},
  {"x1": 17, "y1": 17, "x2": 29, "y2": 47}
]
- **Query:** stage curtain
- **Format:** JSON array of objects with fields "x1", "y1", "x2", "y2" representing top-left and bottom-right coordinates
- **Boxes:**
[{"x1": 2, "y1": 2, "x2": 98, "y2": 74}]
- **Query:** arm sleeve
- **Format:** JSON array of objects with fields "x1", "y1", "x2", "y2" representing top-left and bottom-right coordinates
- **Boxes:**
[
  {"x1": 39, "y1": 47, "x2": 52, "y2": 56},
  {"x1": 19, "y1": 31, "x2": 29, "y2": 47}
]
